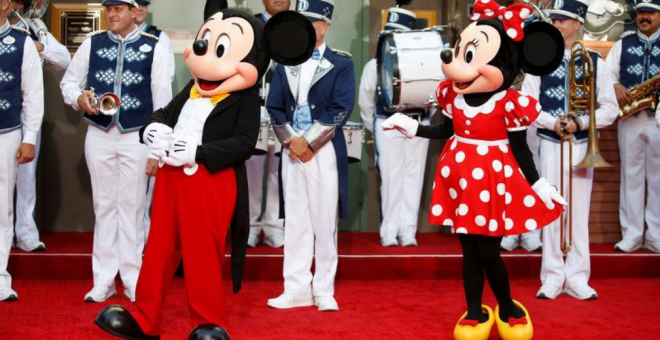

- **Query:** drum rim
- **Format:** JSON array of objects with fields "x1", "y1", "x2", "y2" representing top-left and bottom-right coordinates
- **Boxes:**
[{"x1": 377, "y1": 32, "x2": 401, "y2": 114}]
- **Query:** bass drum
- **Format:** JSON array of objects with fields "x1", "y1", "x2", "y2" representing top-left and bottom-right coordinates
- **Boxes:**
[{"x1": 377, "y1": 26, "x2": 450, "y2": 113}]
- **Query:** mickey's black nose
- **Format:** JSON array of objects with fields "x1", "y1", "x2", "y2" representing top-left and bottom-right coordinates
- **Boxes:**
[
  {"x1": 440, "y1": 49, "x2": 453, "y2": 64},
  {"x1": 193, "y1": 40, "x2": 208, "y2": 56}
]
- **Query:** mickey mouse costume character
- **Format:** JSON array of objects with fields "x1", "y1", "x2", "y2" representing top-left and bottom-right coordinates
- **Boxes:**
[
  {"x1": 383, "y1": 1, "x2": 566, "y2": 339},
  {"x1": 94, "y1": 0, "x2": 315, "y2": 339}
]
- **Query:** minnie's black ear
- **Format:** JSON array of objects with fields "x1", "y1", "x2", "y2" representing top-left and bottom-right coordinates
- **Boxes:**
[
  {"x1": 264, "y1": 11, "x2": 316, "y2": 66},
  {"x1": 519, "y1": 22, "x2": 564, "y2": 76},
  {"x1": 204, "y1": 0, "x2": 228, "y2": 21}
]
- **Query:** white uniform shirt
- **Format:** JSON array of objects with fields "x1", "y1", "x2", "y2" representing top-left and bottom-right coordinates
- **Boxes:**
[
  {"x1": 358, "y1": 58, "x2": 377, "y2": 133},
  {"x1": 1, "y1": 21, "x2": 44, "y2": 145},
  {"x1": 139, "y1": 22, "x2": 175, "y2": 82},
  {"x1": 172, "y1": 97, "x2": 216, "y2": 146},
  {"x1": 60, "y1": 25, "x2": 172, "y2": 114},
  {"x1": 39, "y1": 31, "x2": 71, "y2": 71},
  {"x1": 522, "y1": 49, "x2": 619, "y2": 131},
  {"x1": 297, "y1": 43, "x2": 326, "y2": 106}
]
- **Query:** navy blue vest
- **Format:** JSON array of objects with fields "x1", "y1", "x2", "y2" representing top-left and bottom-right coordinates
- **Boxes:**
[
  {"x1": 86, "y1": 30, "x2": 157, "y2": 132},
  {"x1": 619, "y1": 32, "x2": 660, "y2": 90},
  {"x1": 538, "y1": 51, "x2": 599, "y2": 143},
  {"x1": 0, "y1": 27, "x2": 27, "y2": 133},
  {"x1": 145, "y1": 25, "x2": 162, "y2": 39}
]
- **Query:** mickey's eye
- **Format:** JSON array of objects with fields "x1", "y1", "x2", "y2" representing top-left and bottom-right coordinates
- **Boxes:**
[
  {"x1": 464, "y1": 44, "x2": 477, "y2": 64},
  {"x1": 216, "y1": 34, "x2": 231, "y2": 59},
  {"x1": 202, "y1": 30, "x2": 211, "y2": 43}
]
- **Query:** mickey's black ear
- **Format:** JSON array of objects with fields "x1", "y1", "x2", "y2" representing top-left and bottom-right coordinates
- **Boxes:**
[
  {"x1": 204, "y1": 0, "x2": 228, "y2": 21},
  {"x1": 519, "y1": 22, "x2": 564, "y2": 76},
  {"x1": 264, "y1": 11, "x2": 316, "y2": 66}
]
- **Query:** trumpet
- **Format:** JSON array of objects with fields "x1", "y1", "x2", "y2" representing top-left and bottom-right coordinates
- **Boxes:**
[
  {"x1": 88, "y1": 88, "x2": 121, "y2": 116},
  {"x1": 561, "y1": 41, "x2": 613, "y2": 255}
]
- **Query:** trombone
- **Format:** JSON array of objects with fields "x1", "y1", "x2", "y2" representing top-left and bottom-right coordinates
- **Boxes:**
[{"x1": 561, "y1": 41, "x2": 612, "y2": 254}]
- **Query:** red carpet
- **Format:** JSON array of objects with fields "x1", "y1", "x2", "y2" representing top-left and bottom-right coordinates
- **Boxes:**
[
  {"x1": 1, "y1": 278, "x2": 659, "y2": 340},
  {"x1": 9, "y1": 233, "x2": 660, "y2": 280}
]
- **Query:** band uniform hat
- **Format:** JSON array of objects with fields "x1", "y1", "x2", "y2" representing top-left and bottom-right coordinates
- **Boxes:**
[
  {"x1": 548, "y1": 0, "x2": 588, "y2": 23},
  {"x1": 296, "y1": 0, "x2": 334, "y2": 24},
  {"x1": 636, "y1": 0, "x2": 660, "y2": 12}
]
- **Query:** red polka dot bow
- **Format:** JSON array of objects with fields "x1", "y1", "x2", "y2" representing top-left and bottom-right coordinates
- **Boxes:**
[{"x1": 470, "y1": 0, "x2": 533, "y2": 42}]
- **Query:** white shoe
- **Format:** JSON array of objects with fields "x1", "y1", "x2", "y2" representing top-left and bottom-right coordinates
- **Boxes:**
[
  {"x1": 84, "y1": 286, "x2": 117, "y2": 303},
  {"x1": 123, "y1": 288, "x2": 135, "y2": 302},
  {"x1": 315, "y1": 296, "x2": 339, "y2": 311},
  {"x1": 520, "y1": 237, "x2": 542, "y2": 252},
  {"x1": 16, "y1": 239, "x2": 46, "y2": 252},
  {"x1": 398, "y1": 236, "x2": 418, "y2": 247},
  {"x1": 247, "y1": 234, "x2": 259, "y2": 248},
  {"x1": 267, "y1": 293, "x2": 314, "y2": 309},
  {"x1": 644, "y1": 241, "x2": 660, "y2": 253},
  {"x1": 500, "y1": 236, "x2": 518, "y2": 251},
  {"x1": 536, "y1": 284, "x2": 563, "y2": 299},
  {"x1": 0, "y1": 286, "x2": 18, "y2": 302},
  {"x1": 381, "y1": 238, "x2": 398, "y2": 247},
  {"x1": 614, "y1": 239, "x2": 642, "y2": 252},
  {"x1": 264, "y1": 233, "x2": 285, "y2": 248},
  {"x1": 565, "y1": 284, "x2": 598, "y2": 300}
]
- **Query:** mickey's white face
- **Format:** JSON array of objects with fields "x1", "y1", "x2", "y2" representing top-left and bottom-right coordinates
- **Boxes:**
[{"x1": 441, "y1": 22, "x2": 504, "y2": 94}]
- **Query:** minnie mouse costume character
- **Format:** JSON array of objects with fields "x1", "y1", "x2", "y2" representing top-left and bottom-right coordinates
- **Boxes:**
[
  {"x1": 94, "y1": 1, "x2": 315, "y2": 339},
  {"x1": 384, "y1": 1, "x2": 566, "y2": 340}
]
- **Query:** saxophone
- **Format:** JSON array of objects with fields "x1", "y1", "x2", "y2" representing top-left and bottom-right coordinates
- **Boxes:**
[{"x1": 618, "y1": 73, "x2": 660, "y2": 120}]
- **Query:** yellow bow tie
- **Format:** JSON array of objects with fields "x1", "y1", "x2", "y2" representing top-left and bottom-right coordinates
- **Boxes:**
[{"x1": 190, "y1": 86, "x2": 230, "y2": 106}]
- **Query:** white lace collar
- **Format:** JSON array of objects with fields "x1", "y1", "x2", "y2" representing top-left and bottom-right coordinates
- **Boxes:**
[{"x1": 454, "y1": 90, "x2": 507, "y2": 119}]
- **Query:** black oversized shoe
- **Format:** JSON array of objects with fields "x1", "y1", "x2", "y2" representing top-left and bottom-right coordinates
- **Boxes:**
[
  {"x1": 188, "y1": 324, "x2": 231, "y2": 340},
  {"x1": 94, "y1": 305, "x2": 160, "y2": 340}
]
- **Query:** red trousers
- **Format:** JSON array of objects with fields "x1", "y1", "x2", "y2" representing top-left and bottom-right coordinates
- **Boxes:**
[{"x1": 132, "y1": 164, "x2": 236, "y2": 336}]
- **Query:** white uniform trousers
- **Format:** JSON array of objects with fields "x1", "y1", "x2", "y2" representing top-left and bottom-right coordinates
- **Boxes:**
[
  {"x1": 282, "y1": 142, "x2": 338, "y2": 297},
  {"x1": 15, "y1": 129, "x2": 41, "y2": 244},
  {"x1": 618, "y1": 113, "x2": 660, "y2": 245},
  {"x1": 0, "y1": 130, "x2": 22, "y2": 287},
  {"x1": 85, "y1": 125, "x2": 149, "y2": 291},
  {"x1": 246, "y1": 145, "x2": 284, "y2": 239},
  {"x1": 539, "y1": 138, "x2": 593, "y2": 289},
  {"x1": 503, "y1": 126, "x2": 542, "y2": 245},
  {"x1": 374, "y1": 116, "x2": 430, "y2": 242},
  {"x1": 143, "y1": 176, "x2": 155, "y2": 242}
]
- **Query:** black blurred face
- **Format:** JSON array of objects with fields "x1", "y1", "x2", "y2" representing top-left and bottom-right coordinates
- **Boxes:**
[{"x1": 637, "y1": 10, "x2": 660, "y2": 36}]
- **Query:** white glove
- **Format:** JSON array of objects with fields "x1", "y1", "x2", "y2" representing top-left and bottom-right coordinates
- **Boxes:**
[
  {"x1": 381, "y1": 113, "x2": 419, "y2": 139},
  {"x1": 655, "y1": 113, "x2": 660, "y2": 128},
  {"x1": 532, "y1": 178, "x2": 568, "y2": 210},
  {"x1": 144, "y1": 123, "x2": 173, "y2": 148},
  {"x1": 162, "y1": 138, "x2": 198, "y2": 167}
]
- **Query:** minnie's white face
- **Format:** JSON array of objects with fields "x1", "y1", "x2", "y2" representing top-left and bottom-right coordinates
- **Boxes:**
[{"x1": 441, "y1": 22, "x2": 504, "y2": 94}]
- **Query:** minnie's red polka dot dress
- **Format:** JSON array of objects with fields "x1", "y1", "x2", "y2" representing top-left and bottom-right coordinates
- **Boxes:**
[{"x1": 430, "y1": 80, "x2": 563, "y2": 236}]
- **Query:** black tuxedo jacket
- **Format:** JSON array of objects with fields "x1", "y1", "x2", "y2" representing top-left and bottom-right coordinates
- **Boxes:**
[{"x1": 139, "y1": 80, "x2": 260, "y2": 293}]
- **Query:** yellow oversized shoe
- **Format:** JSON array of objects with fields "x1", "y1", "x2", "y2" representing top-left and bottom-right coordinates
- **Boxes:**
[
  {"x1": 453, "y1": 305, "x2": 495, "y2": 340},
  {"x1": 495, "y1": 300, "x2": 534, "y2": 340}
]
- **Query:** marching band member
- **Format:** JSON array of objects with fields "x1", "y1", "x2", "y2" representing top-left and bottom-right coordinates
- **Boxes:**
[
  {"x1": 522, "y1": 0, "x2": 618, "y2": 300},
  {"x1": 606, "y1": 0, "x2": 660, "y2": 253},
  {"x1": 359, "y1": 1, "x2": 431, "y2": 247},
  {"x1": 60, "y1": 0, "x2": 172, "y2": 302},
  {"x1": 0, "y1": 0, "x2": 44, "y2": 301},
  {"x1": 134, "y1": 0, "x2": 175, "y2": 239},
  {"x1": 246, "y1": 0, "x2": 290, "y2": 248},
  {"x1": 267, "y1": 0, "x2": 355, "y2": 312},
  {"x1": 7, "y1": 0, "x2": 70, "y2": 252}
]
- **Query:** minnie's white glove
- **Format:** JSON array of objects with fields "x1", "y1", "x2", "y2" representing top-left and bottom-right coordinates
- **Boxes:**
[
  {"x1": 162, "y1": 138, "x2": 198, "y2": 167},
  {"x1": 655, "y1": 113, "x2": 660, "y2": 128},
  {"x1": 532, "y1": 178, "x2": 568, "y2": 210},
  {"x1": 381, "y1": 113, "x2": 419, "y2": 139}
]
